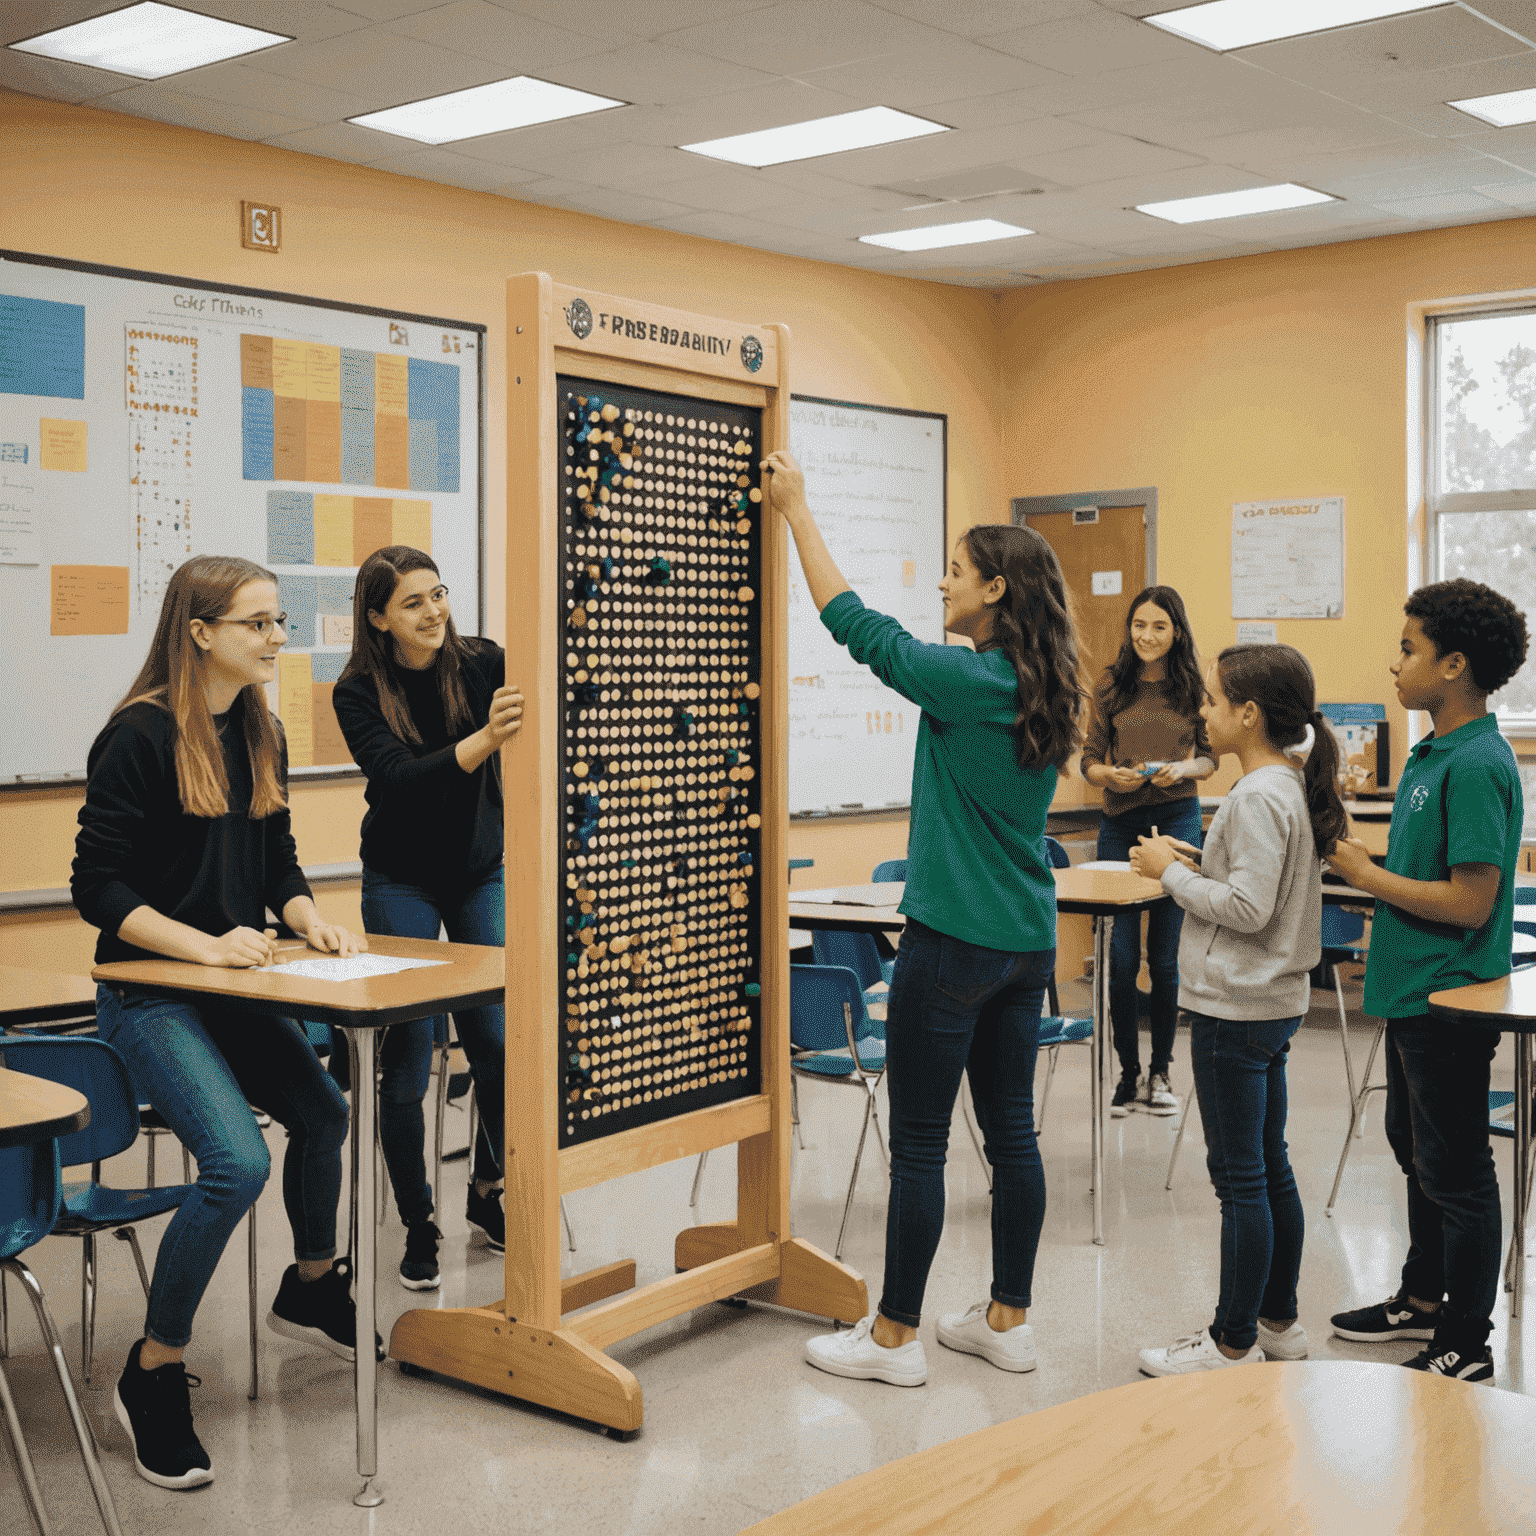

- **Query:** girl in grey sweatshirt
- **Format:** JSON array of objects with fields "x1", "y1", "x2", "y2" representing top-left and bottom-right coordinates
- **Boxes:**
[{"x1": 1128, "y1": 643, "x2": 1348, "y2": 1379}]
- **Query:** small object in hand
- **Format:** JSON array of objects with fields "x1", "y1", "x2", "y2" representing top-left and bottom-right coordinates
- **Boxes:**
[{"x1": 1141, "y1": 762, "x2": 1169, "y2": 777}]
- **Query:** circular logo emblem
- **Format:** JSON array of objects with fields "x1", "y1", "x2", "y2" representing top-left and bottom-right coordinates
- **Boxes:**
[
  {"x1": 1409, "y1": 784, "x2": 1430, "y2": 811},
  {"x1": 740, "y1": 335, "x2": 763, "y2": 373},
  {"x1": 564, "y1": 298, "x2": 593, "y2": 340}
]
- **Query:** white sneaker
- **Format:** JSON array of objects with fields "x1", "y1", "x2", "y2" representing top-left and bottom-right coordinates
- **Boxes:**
[
  {"x1": 937, "y1": 1301, "x2": 1036, "y2": 1373},
  {"x1": 1255, "y1": 1318, "x2": 1309, "y2": 1360},
  {"x1": 1138, "y1": 1328, "x2": 1264, "y2": 1376},
  {"x1": 1144, "y1": 1073, "x2": 1179, "y2": 1116},
  {"x1": 804, "y1": 1316, "x2": 927, "y2": 1387}
]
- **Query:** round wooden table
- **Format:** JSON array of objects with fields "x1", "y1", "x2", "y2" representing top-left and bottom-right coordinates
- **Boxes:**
[
  {"x1": 0, "y1": 1064, "x2": 90, "y2": 1149},
  {"x1": 743, "y1": 1362, "x2": 1536, "y2": 1535}
]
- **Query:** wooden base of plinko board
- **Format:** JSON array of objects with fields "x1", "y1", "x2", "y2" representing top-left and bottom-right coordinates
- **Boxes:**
[{"x1": 388, "y1": 1232, "x2": 865, "y2": 1434}]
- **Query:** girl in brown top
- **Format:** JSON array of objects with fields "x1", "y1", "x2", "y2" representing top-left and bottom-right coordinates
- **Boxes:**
[{"x1": 1080, "y1": 585, "x2": 1215, "y2": 1115}]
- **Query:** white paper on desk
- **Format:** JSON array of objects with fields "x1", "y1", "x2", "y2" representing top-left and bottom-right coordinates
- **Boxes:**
[
  {"x1": 271, "y1": 955, "x2": 449, "y2": 983},
  {"x1": 1075, "y1": 860, "x2": 1133, "y2": 872},
  {"x1": 791, "y1": 884, "x2": 904, "y2": 906}
]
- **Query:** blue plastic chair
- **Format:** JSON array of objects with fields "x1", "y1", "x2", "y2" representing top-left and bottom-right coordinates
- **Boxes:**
[
  {"x1": 872, "y1": 858, "x2": 907, "y2": 884},
  {"x1": 1513, "y1": 918, "x2": 1536, "y2": 971},
  {"x1": 0, "y1": 1133, "x2": 125, "y2": 1534}
]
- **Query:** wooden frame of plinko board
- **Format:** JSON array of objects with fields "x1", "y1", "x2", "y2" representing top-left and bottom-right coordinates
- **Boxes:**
[{"x1": 388, "y1": 274, "x2": 868, "y2": 1435}]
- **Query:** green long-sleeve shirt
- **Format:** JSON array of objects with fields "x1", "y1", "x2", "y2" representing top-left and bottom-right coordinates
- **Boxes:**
[{"x1": 820, "y1": 591, "x2": 1058, "y2": 953}]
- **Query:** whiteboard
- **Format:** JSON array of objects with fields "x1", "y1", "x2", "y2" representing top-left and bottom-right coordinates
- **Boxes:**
[
  {"x1": 786, "y1": 396, "x2": 946, "y2": 817},
  {"x1": 0, "y1": 250, "x2": 483, "y2": 785}
]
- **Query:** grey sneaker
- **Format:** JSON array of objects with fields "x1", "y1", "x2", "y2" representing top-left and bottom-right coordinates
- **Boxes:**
[{"x1": 1144, "y1": 1073, "x2": 1178, "y2": 1116}]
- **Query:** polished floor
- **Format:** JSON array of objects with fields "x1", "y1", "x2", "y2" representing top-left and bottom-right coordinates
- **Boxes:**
[{"x1": 4, "y1": 984, "x2": 1531, "y2": 1535}]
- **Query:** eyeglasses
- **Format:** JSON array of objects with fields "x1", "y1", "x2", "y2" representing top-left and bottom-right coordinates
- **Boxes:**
[{"x1": 205, "y1": 613, "x2": 289, "y2": 639}]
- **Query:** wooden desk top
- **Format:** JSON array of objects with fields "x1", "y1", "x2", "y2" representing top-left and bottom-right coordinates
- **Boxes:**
[
  {"x1": 1429, "y1": 969, "x2": 1536, "y2": 1030},
  {"x1": 0, "y1": 965, "x2": 98, "y2": 1028},
  {"x1": 743, "y1": 1362, "x2": 1536, "y2": 1536},
  {"x1": 0, "y1": 1064, "x2": 90, "y2": 1150},
  {"x1": 93, "y1": 936, "x2": 504, "y2": 1029}
]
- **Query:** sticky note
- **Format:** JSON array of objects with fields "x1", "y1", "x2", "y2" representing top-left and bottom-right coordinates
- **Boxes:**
[
  {"x1": 313, "y1": 495, "x2": 353, "y2": 568},
  {"x1": 278, "y1": 652, "x2": 314, "y2": 767},
  {"x1": 0, "y1": 294, "x2": 85, "y2": 399},
  {"x1": 312, "y1": 683, "x2": 351, "y2": 765},
  {"x1": 51, "y1": 564, "x2": 129, "y2": 634},
  {"x1": 40, "y1": 419, "x2": 87, "y2": 472},
  {"x1": 321, "y1": 613, "x2": 354, "y2": 645},
  {"x1": 391, "y1": 498, "x2": 430, "y2": 554}
]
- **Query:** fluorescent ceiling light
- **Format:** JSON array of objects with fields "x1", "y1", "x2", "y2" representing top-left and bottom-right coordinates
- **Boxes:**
[
  {"x1": 349, "y1": 76, "x2": 626, "y2": 145},
  {"x1": 1449, "y1": 87, "x2": 1536, "y2": 128},
  {"x1": 1136, "y1": 183, "x2": 1335, "y2": 223},
  {"x1": 859, "y1": 219, "x2": 1034, "y2": 252},
  {"x1": 682, "y1": 106, "x2": 948, "y2": 168},
  {"x1": 1145, "y1": 0, "x2": 1446, "y2": 52},
  {"x1": 8, "y1": 1, "x2": 289, "y2": 79}
]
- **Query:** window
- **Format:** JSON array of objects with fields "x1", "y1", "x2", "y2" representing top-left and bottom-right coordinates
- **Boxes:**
[{"x1": 1429, "y1": 306, "x2": 1536, "y2": 726}]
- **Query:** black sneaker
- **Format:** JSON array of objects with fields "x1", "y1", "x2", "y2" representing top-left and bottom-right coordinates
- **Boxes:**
[
  {"x1": 267, "y1": 1258, "x2": 384, "y2": 1361},
  {"x1": 1110, "y1": 1071, "x2": 1140, "y2": 1119},
  {"x1": 466, "y1": 1185, "x2": 505, "y2": 1252},
  {"x1": 1330, "y1": 1293, "x2": 1439, "y2": 1343},
  {"x1": 113, "y1": 1338, "x2": 213, "y2": 1490},
  {"x1": 400, "y1": 1220, "x2": 442, "y2": 1291},
  {"x1": 1404, "y1": 1338, "x2": 1494, "y2": 1383}
]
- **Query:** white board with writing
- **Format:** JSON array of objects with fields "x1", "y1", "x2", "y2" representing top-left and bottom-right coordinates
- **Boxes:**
[
  {"x1": 786, "y1": 397, "x2": 946, "y2": 817},
  {"x1": 1231, "y1": 496, "x2": 1345, "y2": 620}
]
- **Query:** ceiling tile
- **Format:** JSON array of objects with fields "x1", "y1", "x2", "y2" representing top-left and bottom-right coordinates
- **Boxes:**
[
  {"x1": 820, "y1": 119, "x2": 1112, "y2": 185},
  {"x1": 0, "y1": 46, "x2": 131, "y2": 102},
  {"x1": 540, "y1": 41, "x2": 778, "y2": 105},
  {"x1": 646, "y1": 208, "x2": 829, "y2": 249},
  {"x1": 143, "y1": 60, "x2": 376, "y2": 121},
  {"x1": 244, "y1": 30, "x2": 509, "y2": 102},
  {"x1": 169, "y1": 2, "x2": 369, "y2": 44},
  {"x1": 1451, "y1": 121, "x2": 1536, "y2": 174},
  {"x1": 792, "y1": 40, "x2": 1064, "y2": 108},
  {"x1": 95, "y1": 85, "x2": 315, "y2": 140},
  {"x1": 359, "y1": 146, "x2": 544, "y2": 191},
  {"x1": 262, "y1": 120, "x2": 411, "y2": 164},
  {"x1": 662, "y1": 0, "x2": 952, "y2": 74},
  {"x1": 439, "y1": 106, "x2": 645, "y2": 163},
  {"x1": 621, "y1": 77, "x2": 866, "y2": 147},
  {"x1": 1290, "y1": 147, "x2": 1499, "y2": 198},
  {"x1": 383, "y1": 1, "x2": 626, "y2": 70},
  {"x1": 1370, "y1": 189, "x2": 1510, "y2": 219},
  {"x1": 881, "y1": 163, "x2": 1052, "y2": 201},
  {"x1": 511, "y1": 140, "x2": 706, "y2": 186},
  {"x1": 1184, "y1": 118, "x2": 1422, "y2": 175},
  {"x1": 525, "y1": 184, "x2": 699, "y2": 222},
  {"x1": 1462, "y1": 0, "x2": 1536, "y2": 42},
  {"x1": 870, "y1": 1, "x2": 1098, "y2": 36},
  {"x1": 313, "y1": 0, "x2": 441, "y2": 18},
  {"x1": 1475, "y1": 179, "x2": 1536, "y2": 206},
  {"x1": 920, "y1": 85, "x2": 1058, "y2": 132},
  {"x1": 1363, "y1": 100, "x2": 1515, "y2": 139},
  {"x1": 492, "y1": 0, "x2": 777, "y2": 39},
  {"x1": 982, "y1": 6, "x2": 1198, "y2": 75},
  {"x1": 748, "y1": 162, "x2": 917, "y2": 211},
  {"x1": 1012, "y1": 136, "x2": 1206, "y2": 188},
  {"x1": 643, "y1": 164, "x2": 801, "y2": 213}
]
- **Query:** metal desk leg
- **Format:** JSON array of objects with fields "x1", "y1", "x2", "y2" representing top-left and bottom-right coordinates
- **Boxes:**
[
  {"x1": 346, "y1": 1027, "x2": 384, "y2": 1508},
  {"x1": 1513, "y1": 1033, "x2": 1530, "y2": 1320},
  {"x1": 1091, "y1": 916, "x2": 1109, "y2": 1246}
]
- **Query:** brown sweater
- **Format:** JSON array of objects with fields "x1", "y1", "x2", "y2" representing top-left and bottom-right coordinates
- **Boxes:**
[{"x1": 1081, "y1": 677, "x2": 1212, "y2": 818}]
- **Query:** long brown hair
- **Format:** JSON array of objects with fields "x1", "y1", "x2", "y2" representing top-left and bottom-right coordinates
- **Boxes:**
[
  {"x1": 1097, "y1": 584, "x2": 1205, "y2": 728},
  {"x1": 113, "y1": 555, "x2": 287, "y2": 819},
  {"x1": 1214, "y1": 643, "x2": 1348, "y2": 857},
  {"x1": 339, "y1": 546, "x2": 475, "y2": 742},
  {"x1": 964, "y1": 525, "x2": 1088, "y2": 770}
]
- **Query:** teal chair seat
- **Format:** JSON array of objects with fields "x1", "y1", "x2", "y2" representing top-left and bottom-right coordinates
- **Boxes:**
[{"x1": 794, "y1": 1035, "x2": 888, "y2": 1078}]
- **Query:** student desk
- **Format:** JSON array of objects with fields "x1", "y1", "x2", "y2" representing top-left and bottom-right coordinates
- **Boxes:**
[
  {"x1": 92, "y1": 936, "x2": 503, "y2": 1508},
  {"x1": 1427, "y1": 970, "x2": 1536, "y2": 1320},
  {"x1": 0, "y1": 966, "x2": 98, "y2": 1032},
  {"x1": 789, "y1": 870, "x2": 1169, "y2": 1245},
  {"x1": 741, "y1": 1361, "x2": 1536, "y2": 1536},
  {"x1": 0, "y1": 1064, "x2": 90, "y2": 1149}
]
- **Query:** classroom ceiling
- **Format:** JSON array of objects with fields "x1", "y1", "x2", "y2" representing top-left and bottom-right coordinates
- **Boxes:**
[{"x1": 6, "y1": 0, "x2": 1536, "y2": 288}]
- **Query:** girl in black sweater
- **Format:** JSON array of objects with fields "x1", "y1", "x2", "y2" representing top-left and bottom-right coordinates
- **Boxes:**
[
  {"x1": 333, "y1": 546, "x2": 522, "y2": 1290},
  {"x1": 72, "y1": 555, "x2": 366, "y2": 1491}
]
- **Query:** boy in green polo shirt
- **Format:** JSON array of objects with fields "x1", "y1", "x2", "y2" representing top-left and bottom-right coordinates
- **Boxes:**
[{"x1": 1325, "y1": 578, "x2": 1527, "y2": 1384}]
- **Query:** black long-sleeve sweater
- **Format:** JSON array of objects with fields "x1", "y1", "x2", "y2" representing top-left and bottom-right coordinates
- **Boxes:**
[
  {"x1": 331, "y1": 637, "x2": 505, "y2": 891},
  {"x1": 71, "y1": 695, "x2": 313, "y2": 965}
]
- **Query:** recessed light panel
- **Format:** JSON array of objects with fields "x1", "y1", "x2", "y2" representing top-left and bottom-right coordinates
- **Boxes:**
[
  {"x1": 1449, "y1": 88, "x2": 1536, "y2": 129},
  {"x1": 349, "y1": 77, "x2": 626, "y2": 145},
  {"x1": 8, "y1": 1, "x2": 289, "y2": 80},
  {"x1": 1136, "y1": 183, "x2": 1336, "y2": 223},
  {"x1": 859, "y1": 219, "x2": 1034, "y2": 252},
  {"x1": 681, "y1": 106, "x2": 948, "y2": 169},
  {"x1": 1145, "y1": 0, "x2": 1446, "y2": 52}
]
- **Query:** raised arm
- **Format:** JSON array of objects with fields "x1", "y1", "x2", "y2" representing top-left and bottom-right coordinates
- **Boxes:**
[{"x1": 763, "y1": 450, "x2": 851, "y2": 612}]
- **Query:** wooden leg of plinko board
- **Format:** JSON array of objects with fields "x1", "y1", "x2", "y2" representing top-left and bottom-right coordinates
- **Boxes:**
[
  {"x1": 674, "y1": 1221, "x2": 742, "y2": 1271},
  {"x1": 674, "y1": 1230, "x2": 867, "y2": 1324},
  {"x1": 388, "y1": 1306, "x2": 643, "y2": 1433}
]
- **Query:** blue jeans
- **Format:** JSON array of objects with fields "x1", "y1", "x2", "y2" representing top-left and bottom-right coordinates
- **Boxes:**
[
  {"x1": 361, "y1": 865, "x2": 505, "y2": 1223},
  {"x1": 1186, "y1": 1009, "x2": 1305, "y2": 1352},
  {"x1": 1097, "y1": 799, "x2": 1202, "y2": 1078},
  {"x1": 879, "y1": 919, "x2": 1054, "y2": 1327},
  {"x1": 94, "y1": 986, "x2": 348, "y2": 1348},
  {"x1": 1384, "y1": 1015, "x2": 1501, "y2": 1340}
]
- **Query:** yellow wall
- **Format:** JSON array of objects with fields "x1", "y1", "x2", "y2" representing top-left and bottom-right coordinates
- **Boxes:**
[{"x1": 1000, "y1": 219, "x2": 1536, "y2": 795}]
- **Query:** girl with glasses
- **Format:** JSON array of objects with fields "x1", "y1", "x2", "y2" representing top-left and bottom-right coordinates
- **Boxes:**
[{"x1": 333, "y1": 545, "x2": 523, "y2": 1290}]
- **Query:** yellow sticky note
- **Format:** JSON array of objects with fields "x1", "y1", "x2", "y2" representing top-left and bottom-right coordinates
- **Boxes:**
[
  {"x1": 271, "y1": 339, "x2": 306, "y2": 400},
  {"x1": 51, "y1": 565, "x2": 129, "y2": 635},
  {"x1": 313, "y1": 495, "x2": 353, "y2": 567},
  {"x1": 391, "y1": 499, "x2": 431, "y2": 554},
  {"x1": 375, "y1": 353, "x2": 408, "y2": 417},
  {"x1": 41, "y1": 419, "x2": 87, "y2": 473},
  {"x1": 278, "y1": 652, "x2": 314, "y2": 767},
  {"x1": 305, "y1": 344, "x2": 341, "y2": 404}
]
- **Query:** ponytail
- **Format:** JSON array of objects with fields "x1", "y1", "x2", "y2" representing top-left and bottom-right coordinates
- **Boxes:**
[{"x1": 1214, "y1": 645, "x2": 1348, "y2": 857}]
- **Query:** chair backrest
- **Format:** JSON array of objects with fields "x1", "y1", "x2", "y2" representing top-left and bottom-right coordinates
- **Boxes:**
[
  {"x1": 1321, "y1": 905, "x2": 1366, "y2": 948},
  {"x1": 0, "y1": 1036, "x2": 141, "y2": 1165},
  {"x1": 1044, "y1": 837, "x2": 1070, "y2": 870},
  {"x1": 810, "y1": 929, "x2": 885, "y2": 995},
  {"x1": 871, "y1": 858, "x2": 907, "y2": 883},
  {"x1": 790, "y1": 966, "x2": 870, "y2": 1053},
  {"x1": 1515, "y1": 887, "x2": 1536, "y2": 906},
  {"x1": 0, "y1": 1139, "x2": 62, "y2": 1261}
]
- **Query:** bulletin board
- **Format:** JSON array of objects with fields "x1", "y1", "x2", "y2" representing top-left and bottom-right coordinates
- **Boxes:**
[
  {"x1": 785, "y1": 396, "x2": 945, "y2": 818},
  {"x1": 0, "y1": 250, "x2": 484, "y2": 785}
]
